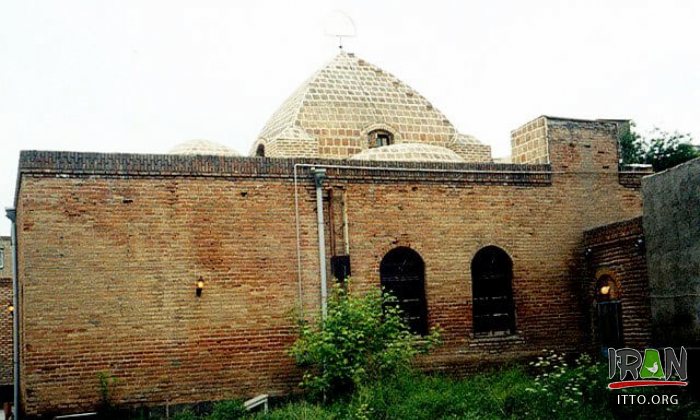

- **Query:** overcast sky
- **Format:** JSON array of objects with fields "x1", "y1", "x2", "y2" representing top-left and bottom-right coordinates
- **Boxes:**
[{"x1": 1, "y1": 0, "x2": 699, "y2": 235}]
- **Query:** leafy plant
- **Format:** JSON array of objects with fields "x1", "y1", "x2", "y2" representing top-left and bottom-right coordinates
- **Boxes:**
[
  {"x1": 497, "y1": 350, "x2": 609, "y2": 418},
  {"x1": 289, "y1": 281, "x2": 441, "y2": 398},
  {"x1": 641, "y1": 128, "x2": 698, "y2": 171},
  {"x1": 97, "y1": 371, "x2": 119, "y2": 410},
  {"x1": 95, "y1": 371, "x2": 125, "y2": 419},
  {"x1": 526, "y1": 351, "x2": 606, "y2": 406},
  {"x1": 619, "y1": 123, "x2": 644, "y2": 165},
  {"x1": 619, "y1": 124, "x2": 698, "y2": 171}
]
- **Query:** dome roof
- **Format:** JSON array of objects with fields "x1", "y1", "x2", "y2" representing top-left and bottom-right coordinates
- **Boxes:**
[
  {"x1": 169, "y1": 139, "x2": 239, "y2": 156},
  {"x1": 349, "y1": 143, "x2": 466, "y2": 163},
  {"x1": 257, "y1": 52, "x2": 457, "y2": 142},
  {"x1": 252, "y1": 52, "x2": 490, "y2": 161}
]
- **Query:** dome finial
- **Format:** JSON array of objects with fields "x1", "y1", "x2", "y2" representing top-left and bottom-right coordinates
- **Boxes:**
[{"x1": 324, "y1": 10, "x2": 356, "y2": 51}]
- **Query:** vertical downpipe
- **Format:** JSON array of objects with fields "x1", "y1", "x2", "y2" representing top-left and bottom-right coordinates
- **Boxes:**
[
  {"x1": 311, "y1": 168, "x2": 328, "y2": 320},
  {"x1": 6, "y1": 208, "x2": 19, "y2": 420},
  {"x1": 341, "y1": 190, "x2": 350, "y2": 255}
]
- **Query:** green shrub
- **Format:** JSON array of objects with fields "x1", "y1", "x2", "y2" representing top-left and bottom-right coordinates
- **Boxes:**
[
  {"x1": 207, "y1": 400, "x2": 246, "y2": 420},
  {"x1": 171, "y1": 409, "x2": 199, "y2": 420},
  {"x1": 289, "y1": 281, "x2": 441, "y2": 398},
  {"x1": 501, "y1": 350, "x2": 610, "y2": 418}
]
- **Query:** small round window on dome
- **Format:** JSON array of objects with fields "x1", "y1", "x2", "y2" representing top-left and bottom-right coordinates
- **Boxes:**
[{"x1": 368, "y1": 129, "x2": 393, "y2": 149}]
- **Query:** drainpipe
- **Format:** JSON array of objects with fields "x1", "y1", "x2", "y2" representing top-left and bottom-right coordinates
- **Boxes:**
[
  {"x1": 310, "y1": 168, "x2": 328, "y2": 320},
  {"x1": 6, "y1": 208, "x2": 20, "y2": 420},
  {"x1": 341, "y1": 190, "x2": 350, "y2": 255}
]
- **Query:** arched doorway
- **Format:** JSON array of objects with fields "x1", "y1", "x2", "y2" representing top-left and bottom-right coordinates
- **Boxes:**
[
  {"x1": 380, "y1": 247, "x2": 428, "y2": 335},
  {"x1": 471, "y1": 246, "x2": 516, "y2": 336},
  {"x1": 595, "y1": 274, "x2": 623, "y2": 352},
  {"x1": 255, "y1": 144, "x2": 265, "y2": 157}
]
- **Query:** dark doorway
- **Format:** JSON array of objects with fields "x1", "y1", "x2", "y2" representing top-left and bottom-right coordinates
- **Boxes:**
[
  {"x1": 380, "y1": 247, "x2": 428, "y2": 335},
  {"x1": 471, "y1": 246, "x2": 516, "y2": 336},
  {"x1": 596, "y1": 275, "x2": 624, "y2": 351},
  {"x1": 255, "y1": 144, "x2": 265, "y2": 157}
]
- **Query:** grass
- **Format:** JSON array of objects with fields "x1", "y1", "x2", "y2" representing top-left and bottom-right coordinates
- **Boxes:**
[
  {"x1": 254, "y1": 364, "x2": 699, "y2": 419},
  {"x1": 331, "y1": 367, "x2": 611, "y2": 419},
  {"x1": 133, "y1": 361, "x2": 700, "y2": 419}
]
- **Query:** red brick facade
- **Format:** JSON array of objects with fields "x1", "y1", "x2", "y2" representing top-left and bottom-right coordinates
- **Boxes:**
[
  {"x1": 1, "y1": 236, "x2": 12, "y2": 388},
  {"x1": 14, "y1": 117, "x2": 648, "y2": 415},
  {"x1": 583, "y1": 217, "x2": 651, "y2": 349}
]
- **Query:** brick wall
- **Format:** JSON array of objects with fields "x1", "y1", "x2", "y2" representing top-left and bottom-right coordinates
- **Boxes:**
[
  {"x1": 0, "y1": 237, "x2": 12, "y2": 387},
  {"x1": 15, "y1": 117, "x2": 645, "y2": 415},
  {"x1": 583, "y1": 217, "x2": 651, "y2": 350}
]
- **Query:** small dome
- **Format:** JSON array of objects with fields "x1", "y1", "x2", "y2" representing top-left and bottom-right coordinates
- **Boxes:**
[
  {"x1": 169, "y1": 139, "x2": 239, "y2": 156},
  {"x1": 349, "y1": 143, "x2": 466, "y2": 163}
]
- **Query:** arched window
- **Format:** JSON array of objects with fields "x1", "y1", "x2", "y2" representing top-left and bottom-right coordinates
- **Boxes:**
[
  {"x1": 255, "y1": 144, "x2": 265, "y2": 157},
  {"x1": 380, "y1": 247, "x2": 428, "y2": 335},
  {"x1": 471, "y1": 246, "x2": 515, "y2": 336},
  {"x1": 368, "y1": 129, "x2": 394, "y2": 149}
]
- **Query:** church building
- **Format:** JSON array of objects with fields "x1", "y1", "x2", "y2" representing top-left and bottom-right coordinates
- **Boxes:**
[{"x1": 7, "y1": 52, "x2": 653, "y2": 416}]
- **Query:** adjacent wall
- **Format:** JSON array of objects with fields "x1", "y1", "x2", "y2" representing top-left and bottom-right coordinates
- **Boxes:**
[
  {"x1": 15, "y1": 117, "x2": 646, "y2": 415},
  {"x1": 642, "y1": 157, "x2": 700, "y2": 347}
]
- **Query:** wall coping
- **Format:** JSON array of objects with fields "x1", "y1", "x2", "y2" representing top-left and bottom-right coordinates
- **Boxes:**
[
  {"x1": 584, "y1": 216, "x2": 643, "y2": 246},
  {"x1": 18, "y1": 150, "x2": 553, "y2": 186}
]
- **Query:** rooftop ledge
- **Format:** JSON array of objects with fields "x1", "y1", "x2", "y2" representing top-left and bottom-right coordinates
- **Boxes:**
[{"x1": 17, "y1": 150, "x2": 553, "y2": 186}]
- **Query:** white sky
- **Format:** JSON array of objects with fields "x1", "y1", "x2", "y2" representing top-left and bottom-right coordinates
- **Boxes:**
[{"x1": 1, "y1": 0, "x2": 699, "y2": 235}]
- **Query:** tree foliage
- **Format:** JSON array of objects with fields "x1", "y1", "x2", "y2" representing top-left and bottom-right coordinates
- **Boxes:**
[
  {"x1": 620, "y1": 124, "x2": 698, "y2": 171},
  {"x1": 290, "y1": 282, "x2": 441, "y2": 398}
]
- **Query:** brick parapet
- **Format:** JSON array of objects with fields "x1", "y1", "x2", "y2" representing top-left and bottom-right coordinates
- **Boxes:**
[{"x1": 18, "y1": 151, "x2": 552, "y2": 186}]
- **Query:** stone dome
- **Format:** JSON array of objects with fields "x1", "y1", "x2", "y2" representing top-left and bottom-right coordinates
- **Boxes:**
[
  {"x1": 349, "y1": 143, "x2": 466, "y2": 163},
  {"x1": 251, "y1": 52, "x2": 491, "y2": 162},
  {"x1": 169, "y1": 139, "x2": 240, "y2": 156}
]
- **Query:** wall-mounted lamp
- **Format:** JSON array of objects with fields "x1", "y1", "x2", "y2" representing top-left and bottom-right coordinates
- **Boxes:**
[
  {"x1": 599, "y1": 285, "x2": 611, "y2": 295},
  {"x1": 634, "y1": 237, "x2": 645, "y2": 252},
  {"x1": 196, "y1": 277, "x2": 204, "y2": 297},
  {"x1": 7, "y1": 304, "x2": 13, "y2": 314},
  {"x1": 584, "y1": 248, "x2": 593, "y2": 258}
]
